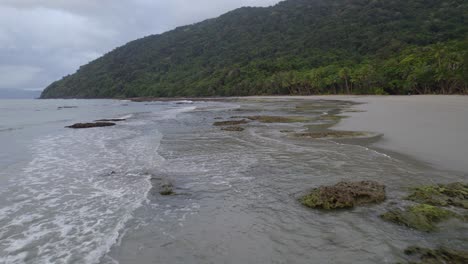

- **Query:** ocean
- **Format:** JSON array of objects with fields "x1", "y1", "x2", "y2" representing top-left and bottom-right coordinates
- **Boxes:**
[{"x1": 0, "y1": 98, "x2": 466, "y2": 263}]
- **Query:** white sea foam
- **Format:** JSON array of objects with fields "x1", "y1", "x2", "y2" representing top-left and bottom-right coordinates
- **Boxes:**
[{"x1": 0, "y1": 115, "x2": 166, "y2": 263}]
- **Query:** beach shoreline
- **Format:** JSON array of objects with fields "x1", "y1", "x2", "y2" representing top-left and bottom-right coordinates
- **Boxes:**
[{"x1": 242, "y1": 95, "x2": 468, "y2": 173}]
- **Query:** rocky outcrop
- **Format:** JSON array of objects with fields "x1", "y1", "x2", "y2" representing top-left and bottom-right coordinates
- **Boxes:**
[
  {"x1": 406, "y1": 182, "x2": 468, "y2": 209},
  {"x1": 381, "y1": 204, "x2": 456, "y2": 232},
  {"x1": 213, "y1": 120, "x2": 249, "y2": 126},
  {"x1": 403, "y1": 246, "x2": 468, "y2": 264},
  {"x1": 299, "y1": 181, "x2": 386, "y2": 209},
  {"x1": 66, "y1": 122, "x2": 116, "y2": 129}
]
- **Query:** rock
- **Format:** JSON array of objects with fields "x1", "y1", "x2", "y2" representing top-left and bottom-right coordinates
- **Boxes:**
[
  {"x1": 234, "y1": 115, "x2": 310, "y2": 123},
  {"x1": 57, "y1": 106, "x2": 78, "y2": 109},
  {"x1": 403, "y1": 246, "x2": 468, "y2": 264},
  {"x1": 221, "y1": 126, "x2": 245, "y2": 132},
  {"x1": 95, "y1": 118, "x2": 126, "y2": 122},
  {"x1": 406, "y1": 182, "x2": 468, "y2": 209},
  {"x1": 66, "y1": 122, "x2": 116, "y2": 129},
  {"x1": 293, "y1": 131, "x2": 366, "y2": 139},
  {"x1": 299, "y1": 181, "x2": 386, "y2": 209},
  {"x1": 381, "y1": 204, "x2": 455, "y2": 232},
  {"x1": 213, "y1": 120, "x2": 249, "y2": 126},
  {"x1": 159, "y1": 182, "x2": 174, "y2": 196}
]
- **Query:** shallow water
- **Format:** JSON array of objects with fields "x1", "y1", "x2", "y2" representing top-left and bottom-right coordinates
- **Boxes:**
[{"x1": 0, "y1": 98, "x2": 466, "y2": 264}]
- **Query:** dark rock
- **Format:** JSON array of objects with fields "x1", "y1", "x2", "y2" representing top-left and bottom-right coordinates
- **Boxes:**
[
  {"x1": 58, "y1": 106, "x2": 78, "y2": 109},
  {"x1": 299, "y1": 181, "x2": 386, "y2": 209},
  {"x1": 159, "y1": 181, "x2": 174, "y2": 196},
  {"x1": 213, "y1": 120, "x2": 249, "y2": 126},
  {"x1": 66, "y1": 122, "x2": 116, "y2": 129},
  {"x1": 221, "y1": 126, "x2": 245, "y2": 132},
  {"x1": 403, "y1": 246, "x2": 468, "y2": 264}
]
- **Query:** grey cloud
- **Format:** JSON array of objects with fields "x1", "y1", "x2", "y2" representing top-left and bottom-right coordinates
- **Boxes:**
[{"x1": 0, "y1": 0, "x2": 281, "y2": 90}]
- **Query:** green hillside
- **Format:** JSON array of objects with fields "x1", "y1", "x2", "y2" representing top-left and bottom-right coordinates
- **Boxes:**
[{"x1": 41, "y1": 0, "x2": 468, "y2": 98}]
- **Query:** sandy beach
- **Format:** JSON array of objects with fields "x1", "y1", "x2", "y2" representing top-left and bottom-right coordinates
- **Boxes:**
[{"x1": 247, "y1": 95, "x2": 468, "y2": 173}]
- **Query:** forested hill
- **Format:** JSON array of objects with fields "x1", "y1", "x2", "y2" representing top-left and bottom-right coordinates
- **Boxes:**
[{"x1": 41, "y1": 0, "x2": 468, "y2": 98}]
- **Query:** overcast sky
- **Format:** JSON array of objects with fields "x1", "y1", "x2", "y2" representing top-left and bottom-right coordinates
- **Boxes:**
[{"x1": 0, "y1": 0, "x2": 281, "y2": 91}]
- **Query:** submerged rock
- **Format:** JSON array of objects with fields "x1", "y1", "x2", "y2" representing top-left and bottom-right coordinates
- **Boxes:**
[
  {"x1": 293, "y1": 131, "x2": 366, "y2": 139},
  {"x1": 57, "y1": 106, "x2": 78, "y2": 110},
  {"x1": 213, "y1": 120, "x2": 249, "y2": 126},
  {"x1": 403, "y1": 246, "x2": 468, "y2": 264},
  {"x1": 299, "y1": 181, "x2": 386, "y2": 209},
  {"x1": 406, "y1": 182, "x2": 468, "y2": 209},
  {"x1": 159, "y1": 182, "x2": 174, "y2": 196},
  {"x1": 221, "y1": 126, "x2": 245, "y2": 132},
  {"x1": 381, "y1": 204, "x2": 455, "y2": 232},
  {"x1": 238, "y1": 115, "x2": 310, "y2": 123},
  {"x1": 66, "y1": 122, "x2": 116, "y2": 129}
]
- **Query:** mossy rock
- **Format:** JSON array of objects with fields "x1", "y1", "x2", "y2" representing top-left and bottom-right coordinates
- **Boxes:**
[
  {"x1": 221, "y1": 126, "x2": 245, "y2": 132},
  {"x1": 213, "y1": 119, "x2": 249, "y2": 126},
  {"x1": 403, "y1": 246, "x2": 468, "y2": 264},
  {"x1": 159, "y1": 182, "x2": 174, "y2": 195},
  {"x1": 299, "y1": 181, "x2": 386, "y2": 209},
  {"x1": 239, "y1": 115, "x2": 311, "y2": 123},
  {"x1": 293, "y1": 131, "x2": 366, "y2": 139},
  {"x1": 381, "y1": 204, "x2": 455, "y2": 232},
  {"x1": 407, "y1": 182, "x2": 468, "y2": 209},
  {"x1": 317, "y1": 115, "x2": 344, "y2": 121}
]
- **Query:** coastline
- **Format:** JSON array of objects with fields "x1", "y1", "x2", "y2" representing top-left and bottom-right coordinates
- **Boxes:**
[
  {"x1": 120, "y1": 94, "x2": 468, "y2": 173},
  {"x1": 245, "y1": 95, "x2": 468, "y2": 173}
]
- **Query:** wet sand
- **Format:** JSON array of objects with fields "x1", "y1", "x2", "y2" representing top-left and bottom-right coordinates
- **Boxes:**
[{"x1": 249, "y1": 95, "x2": 468, "y2": 173}]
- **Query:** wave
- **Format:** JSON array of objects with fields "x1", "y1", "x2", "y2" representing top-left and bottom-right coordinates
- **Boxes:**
[{"x1": 0, "y1": 118, "x2": 164, "y2": 263}]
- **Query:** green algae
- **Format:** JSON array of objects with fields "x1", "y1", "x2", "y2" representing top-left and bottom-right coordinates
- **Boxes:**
[
  {"x1": 213, "y1": 119, "x2": 249, "y2": 126},
  {"x1": 316, "y1": 115, "x2": 345, "y2": 122},
  {"x1": 292, "y1": 131, "x2": 366, "y2": 139},
  {"x1": 381, "y1": 204, "x2": 455, "y2": 232},
  {"x1": 403, "y1": 246, "x2": 468, "y2": 264},
  {"x1": 300, "y1": 181, "x2": 386, "y2": 210},
  {"x1": 233, "y1": 115, "x2": 312, "y2": 123},
  {"x1": 406, "y1": 182, "x2": 468, "y2": 209}
]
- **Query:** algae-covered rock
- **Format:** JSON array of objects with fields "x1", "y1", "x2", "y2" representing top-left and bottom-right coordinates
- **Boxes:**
[
  {"x1": 159, "y1": 182, "x2": 174, "y2": 195},
  {"x1": 381, "y1": 204, "x2": 455, "y2": 232},
  {"x1": 238, "y1": 115, "x2": 310, "y2": 123},
  {"x1": 407, "y1": 182, "x2": 468, "y2": 209},
  {"x1": 221, "y1": 126, "x2": 245, "y2": 132},
  {"x1": 403, "y1": 246, "x2": 468, "y2": 264},
  {"x1": 293, "y1": 131, "x2": 366, "y2": 139},
  {"x1": 300, "y1": 181, "x2": 386, "y2": 209},
  {"x1": 213, "y1": 120, "x2": 249, "y2": 126}
]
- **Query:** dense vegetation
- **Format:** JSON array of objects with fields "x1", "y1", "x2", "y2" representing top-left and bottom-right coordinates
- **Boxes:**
[{"x1": 41, "y1": 0, "x2": 468, "y2": 98}]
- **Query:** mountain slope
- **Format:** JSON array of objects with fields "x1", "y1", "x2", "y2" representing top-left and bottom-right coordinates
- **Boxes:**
[{"x1": 41, "y1": 0, "x2": 468, "y2": 98}]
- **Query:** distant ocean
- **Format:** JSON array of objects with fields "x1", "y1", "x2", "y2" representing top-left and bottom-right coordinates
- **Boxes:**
[{"x1": 0, "y1": 89, "x2": 42, "y2": 99}]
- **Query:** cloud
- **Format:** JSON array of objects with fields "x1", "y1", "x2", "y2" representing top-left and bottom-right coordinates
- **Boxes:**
[
  {"x1": 0, "y1": 0, "x2": 281, "y2": 90},
  {"x1": 0, "y1": 65, "x2": 43, "y2": 89}
]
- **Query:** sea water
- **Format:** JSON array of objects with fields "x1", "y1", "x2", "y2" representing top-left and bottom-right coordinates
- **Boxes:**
[{"x1": 0, "y1": 98, "x2": 466, "y2": 264}]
